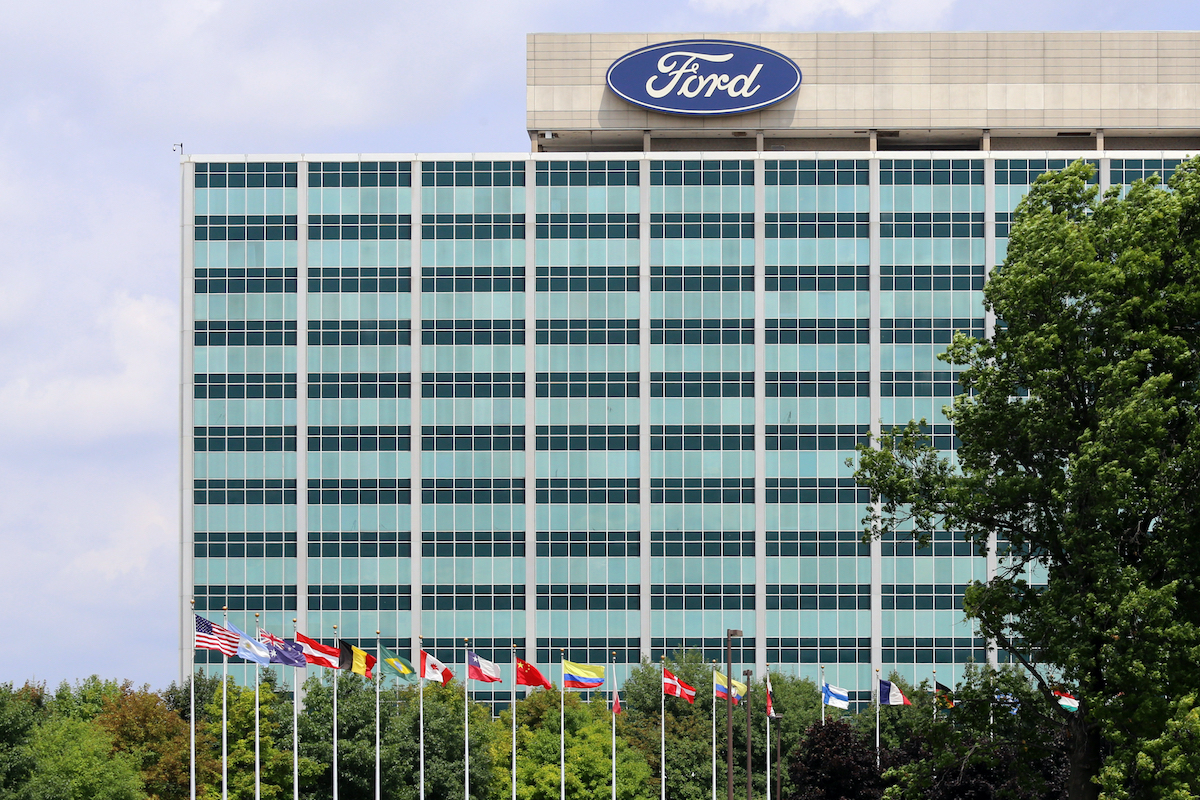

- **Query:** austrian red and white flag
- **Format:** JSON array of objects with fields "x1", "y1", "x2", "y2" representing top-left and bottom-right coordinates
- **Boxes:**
[
  {"x1": 467, "y1": 651, "x2": 502, "y2": 683},
  {"x1": 295, "y1": 631, "x2": 340, "y2": 669},
  {"x1": 663, "y1": 668, "x2": 697, "y2": 704},
  {"x1": 421, "y1": 650, "x2": 454, "y2": 686}
]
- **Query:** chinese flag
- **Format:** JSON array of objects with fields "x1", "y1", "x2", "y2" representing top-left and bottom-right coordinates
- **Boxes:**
[{"x1": 515, "y1": 658, "x2": 554, "y2": 690}]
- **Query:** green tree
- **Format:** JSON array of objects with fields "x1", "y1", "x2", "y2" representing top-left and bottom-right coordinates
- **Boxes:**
[
  {"x1": 51, "y1": 676, "x2": 123, "y2": 721},
  {"x1": 17, "y1": 716, "x2": 145, "y2": 800},
  {"x1": 853, "y1": 159, "x2": 1200, "y2": 800},
  {"x1": 0, "y1": 683, "x2": 40, "y2": 798},
  {"x1": 162, "y1": 672, "x2": 225, "y2": 725},
  {"x1": 785, "y1": 719, "x2": 880, "y2": 800}
]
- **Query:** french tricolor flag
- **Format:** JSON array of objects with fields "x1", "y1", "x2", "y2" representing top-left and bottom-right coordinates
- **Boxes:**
[
  {"x1": 467, "y1": 651, "x2": 502, "y2": 683},
  {"x1": 879, "y1": 679, "x2": 912, "y2": 705}
]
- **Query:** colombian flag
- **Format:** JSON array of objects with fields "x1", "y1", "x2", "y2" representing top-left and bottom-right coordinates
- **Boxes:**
[
  {"x1": 562, "y1": 659, "x2": 605, "y2": 689},
  {"x1": 714, "y1": 670, "x2": 747, "y2": 705}
]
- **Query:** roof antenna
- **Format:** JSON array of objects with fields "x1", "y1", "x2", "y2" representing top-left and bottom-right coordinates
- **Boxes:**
[{"x1": 173, "y1": 143, "x2": 184, "y2": 153}]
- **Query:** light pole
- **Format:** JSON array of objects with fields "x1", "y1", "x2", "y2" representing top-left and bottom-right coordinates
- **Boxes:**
[
  {"x1": 743, "y1": 669, "x2": 753, "y2": 800},
  {"x1": 725, "y1": 629, "x2": 742, "y2": 800}
]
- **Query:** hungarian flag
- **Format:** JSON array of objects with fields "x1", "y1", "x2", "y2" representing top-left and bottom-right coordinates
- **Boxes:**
[
  {"x1": 338, "y1": 640, "x2": 377, "y2": 678},
  {"x1": 421, "y1": 650, "x2": 453, "y2": 686},
  {"x1": 1053, "y1": 690, "x2": 1079, "y2": 712},
  {"x1": 515, "y1": 658, "x2": 553, "y2": 690},
  {"x1": 879, "y1": 680, "x2": 912, "y2": 706},
  {"x1": 295, "y1": 631, "x2": 340, "y2": 669},
  {"x1": 765, "y1": 673, "x2": 782, "y2": 718},
  {"x1": 467, "y1": 651, "x2": 502, "y2": 683},
  {"x1": 663, "y1": 669, "x2": 696, "y2": 704}
]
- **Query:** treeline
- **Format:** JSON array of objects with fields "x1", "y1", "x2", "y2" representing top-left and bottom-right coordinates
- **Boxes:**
[{"x1": 0, "y1": 650, "x2": 1070, "y2": 800}]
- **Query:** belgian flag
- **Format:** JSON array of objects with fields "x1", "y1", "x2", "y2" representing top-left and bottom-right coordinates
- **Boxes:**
[{"x1": 338, "y1": 640, "x2": 378, "y2": 678}]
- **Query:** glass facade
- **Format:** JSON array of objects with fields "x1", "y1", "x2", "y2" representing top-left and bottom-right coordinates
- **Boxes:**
[{"x1": 183, "y1": 153, "x2": 1177, "y2": 702}]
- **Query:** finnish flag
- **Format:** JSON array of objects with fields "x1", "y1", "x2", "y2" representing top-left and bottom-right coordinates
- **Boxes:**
[{"x1": 822, "y1": 682, "x2": 850, "y2": 709}]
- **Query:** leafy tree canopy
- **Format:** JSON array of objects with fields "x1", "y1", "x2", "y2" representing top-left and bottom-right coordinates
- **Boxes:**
[{"x1": 853, "y1": 158, "x2": 1200, "y2": 800}]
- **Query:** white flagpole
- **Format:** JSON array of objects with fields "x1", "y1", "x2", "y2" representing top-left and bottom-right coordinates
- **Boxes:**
[
  {"x1": 293, "y1": 618, "x2": 300, "y2": 800},
  {"x1": 560, "y1": 649, "x2": 565, "y2": 800},
  {"x1": 222, "y1": 606, "x2": 229, "y2": 800},
  {"x1": 711, "y1": 661, "x2": 716, "y2": 800},
  {"x1": 820, "y1": 665, "x2": 825, "y2": 725},
  {"x1": 332, "y1": 624, "x2": 339, "y2": 800},
  {"x1": 660, "y1": 658, "x2": 665, "y2": 800},
  {"x1": 254, "y1": 613, "x2": 261, "y2": 800},
  {"x1": 932, "y1": 669, "x2": 937, "y2": 721},
  {"x1": 465, "y1": 639, "x2": 470, "y2": 800},
  {"x1": 611, "y1": 651, "x2": 616, "y2": 800},
  {"x1": 875, "y1": 669, "x2": 881, "y2": 768},
  {"x1": 512, "y1": 644, "x2": 518, "y2": 800},
  {"x1": 419, "y1": 637, "x2": 425, "y2": 800},
  {"x1": 765, "y1": 665, "x2": 771, "y2": 800},
  {"x1": 375, "y1": 631, "x2": 382, "y2": 800},
  {"x1": 190, "y1": 600, "x2": 196, "y2": 800}
]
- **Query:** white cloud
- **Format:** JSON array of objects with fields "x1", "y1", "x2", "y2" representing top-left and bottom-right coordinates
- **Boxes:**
[{"x1": 686, "y1": 0, "x2": 957, "y2": 29}]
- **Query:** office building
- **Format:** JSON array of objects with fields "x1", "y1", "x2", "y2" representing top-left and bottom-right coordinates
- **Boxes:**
[{"x1": 181, "y1": 32, "x2": 1200, "y2": 703}]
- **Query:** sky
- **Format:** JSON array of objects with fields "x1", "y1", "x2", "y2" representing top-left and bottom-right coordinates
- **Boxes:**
[{"x1": 1, "y1": 0, "x2": 1197, "y2": 691}]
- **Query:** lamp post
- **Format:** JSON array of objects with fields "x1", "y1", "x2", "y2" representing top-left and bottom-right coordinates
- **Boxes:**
[
  {"x1": 725, "y1": 629, "x2": 742, "y2": 800},
  {"x1": 743, "y1": 669, "x2": 753, "y2": 800}
]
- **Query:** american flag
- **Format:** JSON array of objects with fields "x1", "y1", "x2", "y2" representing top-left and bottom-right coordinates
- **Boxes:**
[{"x1": 194, "y1": 615, "x2": 239, "y2": 657}]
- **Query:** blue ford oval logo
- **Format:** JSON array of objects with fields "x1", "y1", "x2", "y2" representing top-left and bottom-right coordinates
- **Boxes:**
[{"x1": 606, "y1": 40, "x2": 801, "y2": 116}]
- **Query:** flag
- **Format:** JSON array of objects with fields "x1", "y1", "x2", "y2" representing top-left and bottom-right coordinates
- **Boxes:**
[
  {"x1": 467, "y1": 651, "x2": 502, "y2": 683},
  {"x1": 563, "y1": 660, "x2": 605, "y2": 689},
  {"x1": 663, "y1": 669, "x2": 696, "y2": 704},
  {"x1": 714, "y1": 671, "x2": 747, "y2": 705},
  {"x1": 379, "y1": 644, "x2": 418, "y2": 683},
  {"x1": 227, "y1": 621, "x2": 271, "y2": 665},
  {"x1": 822, "y1": 683, "x2": 850, "y2": 710},
  {"x1": 194, "y1": 615, "x2": 239, "y2": 657},
  {"x1": 295, "y1": 631, "x2": 340, "y2": 669},
  {"x1": 515, "y1": 658, "x2": 553, "y2": 690},
  {"x1": 258, "y1": 629, "x2": 307, "y2": 668},
  {"x1": 935, "y1": 681, "x2": 956, "y2": 709},
  {"x1": 339, "y1": 640, "x2": 377, "y2": 678},
  {"x1": 879, "y1": 680, "x2": 912, "y2": 706},
  {"x1": 765, "y1": 674, "x2": 782, "y2": 719},
  {"x1": 421, "y1": 650, "x2": 454, "y2": 686},
  {"x1": 996, "y1": 693, "x2": 1020, "y2": 714},
  {"x1": 1053, "y1": 690, "x2": 1079, "y2": 712},
  {"x1": 613, "y1": 689, "x2": 622, "y2": 715}
]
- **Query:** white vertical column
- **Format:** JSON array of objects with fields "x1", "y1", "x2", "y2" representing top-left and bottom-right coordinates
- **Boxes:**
[
  {"x1": 296, "y1": 160, "x2": 311, "y2": 646},
  {"x1": 868, "y1": 156, "x2": 884, "y2": 681},
  {"x1": 638, "y1": 156, "x2": 652, "y2": 662},
  {"x1": 753, "y1": 156, "x2": 767, "y2": 676},
  {"x1": 525, "y1": 159, "x2": 539, "y2": 659},
  {"x1": 409, "y1": 160, "x2": 424, "y2": 660},
  {"x1": 983, "y1": 155, "x2": 999, "y2": 669},
  {"x1": 181, "y1": 158, "x2": 197, "y2": 681}
]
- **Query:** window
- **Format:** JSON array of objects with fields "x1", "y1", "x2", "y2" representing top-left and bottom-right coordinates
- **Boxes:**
[
  {"x1": 535, "y1": 213, "x2": 639, "y2": 239},
  {"x1": 765, "y1": 318, "x2": 868, "y2": 344},
  {"x1": 650, "y1": 425, "x2": 753, "y2": 451},
  {"x1": 420, "y1": 479, "x2": 525, "y2": 505},
  {"x1": 309, "y1": 161, "x2": 412, "y2": 187},
  {"x1": 765, "y1": 159, "x2": 869, "y2": 186},
  {"x1": 651, "y1": 531, "x2": 753, "y2": 557},
  {"x1": 536, "y1": 425, "x2": 638, "y2": 451},
  {"x1": 308, "y1": 321, "x2": 411, "y2": 346},
  {"x1": 535, "y1": 478, "x2": 639, "y2": 504},
  {"x1": 650, "y1": 478, "x2": 754, "y2": 504},
  {"x1": 535, "y1": 265, "x2": 637, "y2": 292},
  {"x1": 307, "y1": 214, "x2": 411, "y2": 240},
  {"x1": 421, "y1": 213, "x2": 525, "y2": 240},
  {"x1": 309, "y1": 267, "x2": 412, "y2": 293},
  {"x1": 196, "y1": 267, "x2": 298, "y2": 294},
  {"x1": 421, "y1": 161, "x2": 524, "y2": 187},
  {"x1": 195, "y1": 373, "x2": 296, "y2": 399},
  {"x1": 767, "y1": 531, "x2": 869, "y2": 557},
  {"x1": 308, "y1": 532, "x2": 411, "y2": 558},
  {"x1": 421, "y1": 531, "x2": 525, "y2": 558},
  {"x1": 421, "y1": 372, "x2": 524, "y2": 398},
  {"x1": 194, "y1": 532, "x2": 297, "y2": 559},
  {"x1": 650, "y1": 212, "x2": 753, "y2": 238},
  {"x1": 195, "y1": 426, "x2": 297, "y2": 452},
  {"x1": 536, "y1": 319, "x2": 638, "y2": 344},
  {"x1": 766, "y1": 584, "x2": 870, "y2": 610},
  {"x1": 766, "y1": 637, "x2": 871, "y2": 665},
  {"x1": 535, "y1": 161, "x2": 639, "y2": 186},
  {"x1": 766, "y1": 478, "x2": 869, "y2": 504},
  {"x1": 306, "y1": 479, "x2": 412, "y2": 504},
  {"x1": 421, "y1": 319, "x2": 524, "y2": 345},
  {"x1": 537, "y1": 637, "x2": 641, "y2": 665},
  {"x1": 194, "y1": 584, "x2": 296, "y2": 611},
  {"x1": 765, "y1": 212, "x2": 868, "y2": 238},
  {"x1": 652, "y1": 318, "x2": 753, "y2": 344},
  {"x1": 310, "y1": 585, "x2": 412, "y2": 611},
  {"x1": 766, "y1": 265, "x2": 867, "y2": 292},
  {"x1": 195, "y1": 161, "x2": 297, "y2": 188},
  {"x1": 651, "y1": 584, "x2": 754, "y2": 610},
  {"x1": 537, "y1": 584, "x2": 640, "y2": 610},
  {"x1": 652, "y1": 372, "x2": 753, "y2": 397},
  {"x1": 307, "y1": 426, "x2": 412, "y2": 451},
  {"x1": 764, "y1": 425, "x2": 870, "y2": 451},
  {"x1": 537, "y1": 372, "x2": 637, "y2": 398},
  {"x1": 194, "y1": 321, "x2": 297, "y2": 346},
  {"x1": 766, "y1": 372, "x2": 868, "y2": 398},
  {"x1": 421, "y1": 585, "x2": 525, "y2": 610},
  {"x1": 194, "y1": 479, "x2": 297, "y2": 505},
  {"x1": 651, "y1": 160, "x2": 753, "y2": 186},
  {"x1": 536, "y1": 531, "x2": 639, "y2": 557},
  {"x1": 308, "y1": 373, "x2": 411, "y2": 398},
  {"x1": 422, "y1": 426, "x2": 525, "y2": 451},
  {"x1": 422, "y1": 266, "x2": 524, "y2": 293}
]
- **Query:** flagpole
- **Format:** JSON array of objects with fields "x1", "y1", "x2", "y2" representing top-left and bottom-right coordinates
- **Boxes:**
[
  {"x1": 332, "y1": 623, "x2": 339, "y2": 800},
  {"x1": 419, "y1": 636, "x2": 425, "y2": 800},
  {"x1": 560, "y1": 649, "x2": 566, "y2": 800},
  {"x1": 611, "y1": 651, "x2": 616, "y2": 800},
  {"x1": 293, "y1": 618, "x2": 300, "y2": 800},
  {"x1": 190, "y1": 600, "x2": 197, "y2": 800},
  {"x1": 711, "y1": 661, "x2": 716, "y2": 800},
  {"x1": 255, "y1": 612, "x2": 261, "y2": 800},
  {"x1": 820, "y1": 665, "x2": 825, "y2": 725},
  {"x1": 875, "y1": 668, "x2": 880, "y2": 769},
  {"x1": 222, "y1": 606, "x2": 229, "y2": 800},
  {"x1": 512, "y1": 644, "x2": 518, "y2": 800},
  {"x1": 765, "y1": 665, "x2": 770, "y2": 800},
  {"x1": 464, "y1": 638, "x2": 470, "y2": 800},
  {"x1": 660, "y1": 657, "x2": 666, "y2": 800},
  {"x1": 932, "y1": 669, "x2": 937, "y2": 721},
  {"x1": 375, "y1": 630, "x2": 381, "y2": 800}
]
